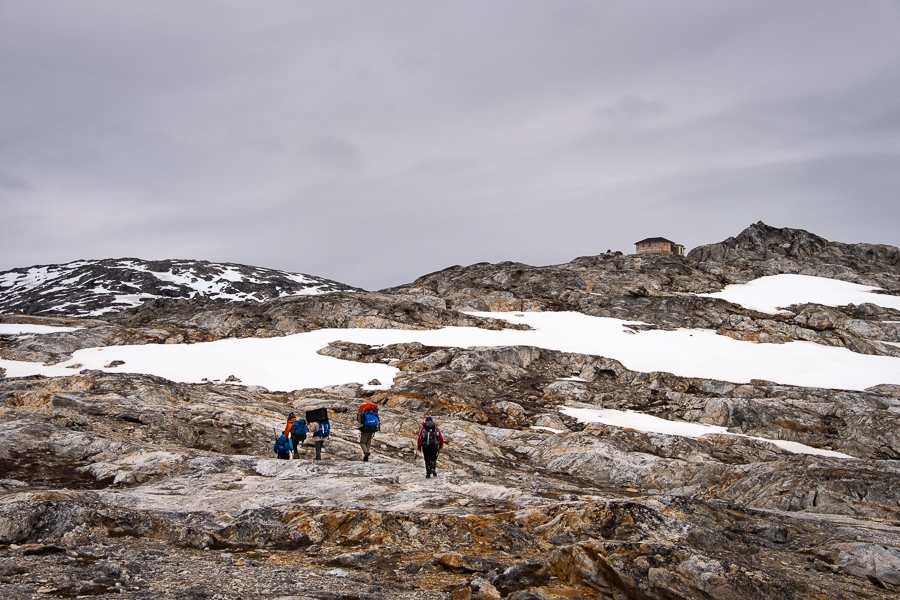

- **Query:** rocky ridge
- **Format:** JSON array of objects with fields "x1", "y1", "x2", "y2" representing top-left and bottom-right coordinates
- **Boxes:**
[
  {"x1": 384, "y1": 222, "x2": 900, "y2": 357},
  {"x1": 0, "y1": 223, "x2": 899, "y2": 599},
  {"x1": 0, "y1": 258, "x2": 362, "y2": 317}
]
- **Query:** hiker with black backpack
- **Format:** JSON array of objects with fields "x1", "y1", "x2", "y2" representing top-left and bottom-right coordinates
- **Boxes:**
[
  {"x1": 416, "y1": 416, "x2": 444, "y2": 478},
  {"x1": 306, "y1": 407, "x2": 330, "y2": 461},
  {"x1": 284, "y1": 412, "x2": 308, "y2": 459},
  {"x1": 356, "y1": 403, "x2": 380, "y2": 462}
]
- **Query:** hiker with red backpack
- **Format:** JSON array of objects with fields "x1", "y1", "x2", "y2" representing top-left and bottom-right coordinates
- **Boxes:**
[
  {"x1": 416, "y1": 416, "x2": 444, "y2": 478},
  {"x1": 357, "y1": 403, "x2": 380, "y2": 462}
]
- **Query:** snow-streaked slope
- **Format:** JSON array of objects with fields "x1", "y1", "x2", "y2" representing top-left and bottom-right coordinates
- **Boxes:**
[
  {"x1": 560, "y1": 406, "x2": 854, "y2": 459},
  {"x1": 0, "y1": 258, "x2": 362, "y2": 316},
  {"x1": 3, "y1": 311, "x2": 900, "y2": 392},
  {"x1": 698, "y1": 274, "x2": 900, "y2": 314},
  {"x1": 0, "y1": 324, "x2": 82, "y2": 335}
]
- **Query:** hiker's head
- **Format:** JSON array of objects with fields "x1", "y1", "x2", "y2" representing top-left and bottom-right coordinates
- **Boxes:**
[
  {"x1": 288, "y1": 412, "x2": 295, "y2": 419},
  {"x1": 425, "y1": 416, "x2": 433, "y2": 423}
]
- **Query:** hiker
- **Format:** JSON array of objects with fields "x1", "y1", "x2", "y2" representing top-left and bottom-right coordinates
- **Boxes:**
[
  {"x1": 273, "y1": 433, "x2": 293, "y2": 460},
  {"x1": 285, "y1": 412, "x2": 307, "y2": 459},
  {"x1": 356, "y1": 403, "x2": 380, "y2": 462},
  {"x1": 309, "y1": 418, "x2": 330, "y2": 461},
  {"x1": 416, "y1": 416, "x2": 444, "y2": 478}
]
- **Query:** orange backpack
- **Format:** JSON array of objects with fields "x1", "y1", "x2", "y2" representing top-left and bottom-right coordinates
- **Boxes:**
[{"x1": 359, "y1": 403, "x2": 378, "y2": 413}]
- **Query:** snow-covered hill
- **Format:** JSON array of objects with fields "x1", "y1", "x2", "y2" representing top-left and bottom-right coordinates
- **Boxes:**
[{"x1": 0, "y1": 258, "x2": 361, "y2": 316}]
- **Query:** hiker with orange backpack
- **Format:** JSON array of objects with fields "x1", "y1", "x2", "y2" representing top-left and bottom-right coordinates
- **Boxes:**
[{"x1": 356, "y1": 403, "x2": 380, "y2": 462}]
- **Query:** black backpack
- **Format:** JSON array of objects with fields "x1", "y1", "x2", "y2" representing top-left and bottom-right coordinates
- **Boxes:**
[{"x1": 421, "y1": 424, "x2": 438, "y2": 448}]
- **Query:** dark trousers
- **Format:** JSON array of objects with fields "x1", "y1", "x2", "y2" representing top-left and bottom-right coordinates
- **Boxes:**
[
  {"x1": 423, "y1": 446, "x2": 439, "y2": 474},
  {"x1": 277, "y1": 452, "x2": 290, "y2": 460},
  {"x1": 314, "y1": 440, "x2": 324, "y2": 460}
]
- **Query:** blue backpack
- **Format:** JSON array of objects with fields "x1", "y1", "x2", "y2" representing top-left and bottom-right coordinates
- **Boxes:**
[
  {"x1": 314, "y1": 421, "x2": 330, "y2": 438},
  {"x1": 362, "y1": 411, "x2": 380, "y2": 433},
  {"x1": 292, "y1": 419, "x2": 308, "y2": 435},
  {"x1": 273, "y1": 435, "x2": 292, "y2": 454}
]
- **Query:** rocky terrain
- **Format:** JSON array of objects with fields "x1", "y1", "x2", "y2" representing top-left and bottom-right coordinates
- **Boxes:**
[
  {"x1": 1, "y1": 222, "x2": 899, "y2": 599},
  {"x1": 0, "y1": 258, "x2": 362, "y2": 317}
]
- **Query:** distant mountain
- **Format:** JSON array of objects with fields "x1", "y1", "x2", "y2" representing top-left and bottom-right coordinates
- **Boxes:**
[{"x1": 0, "y1": 258, "x2": 362, "y2": 316}]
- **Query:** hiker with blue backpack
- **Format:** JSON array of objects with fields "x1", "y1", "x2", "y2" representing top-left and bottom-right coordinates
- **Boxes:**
[
  {"x1": 306, "y1": 408, "x2": 330, "y2": 461},
  {"x1": 273, "y1": 433, "x2": 293, "y2": 460},
  {"x1": 284, "y1": 412, "x2": 308, "y2": 459},
  {"x1": 356, "y1": 403, "x2": 380, "y2": 462}
]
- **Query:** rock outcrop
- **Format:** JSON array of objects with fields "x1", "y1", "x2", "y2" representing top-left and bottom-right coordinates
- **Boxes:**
[
  {"x1": 1, "y1": 364, "x2": 899, "y2": 598},
  {"x1": 689, "y1": 221, "x2": 900, "y2": 289}
]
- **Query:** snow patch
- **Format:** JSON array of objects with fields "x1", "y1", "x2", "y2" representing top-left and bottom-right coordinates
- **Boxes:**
[
  {"x1": 698, "y1": 274, "x2": 900, "y2": 314},
  {"x1": 0, "y1": 324, "x2": 82, "y2": 335},
  {"x1": 530, "y1": 426, "x2": 566, "y2": 434},
  {"x1": 560, "y1": 406, "x2": 854, "y2": 459}
]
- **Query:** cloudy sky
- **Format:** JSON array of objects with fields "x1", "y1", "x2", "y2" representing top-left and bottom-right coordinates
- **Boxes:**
[{"x1": 2, "y1": 1, "x2": 899, "y2": 289}]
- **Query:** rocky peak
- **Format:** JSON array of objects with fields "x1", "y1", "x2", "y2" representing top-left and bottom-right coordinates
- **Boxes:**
[
  {"x1": 688, "y1": 221, "x2": 834, "y2": 263},
  {"x1": 689, "y1": 222, "x2": 900, "y2": 287}
]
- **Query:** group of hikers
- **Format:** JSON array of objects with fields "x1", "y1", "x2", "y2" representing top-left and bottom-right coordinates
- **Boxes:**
[{"x1": 272, "y1": 403, "x2": 445, "y2": 478}]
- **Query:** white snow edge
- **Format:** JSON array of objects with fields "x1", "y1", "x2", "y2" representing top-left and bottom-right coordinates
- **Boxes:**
[{"x1": 560, "y1": 406, "x2": 854, "y2": 459}]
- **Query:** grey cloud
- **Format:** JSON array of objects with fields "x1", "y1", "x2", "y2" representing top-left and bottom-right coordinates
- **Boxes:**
[
  {"x1": 2, "y1": 1, "x2": 900, "y2": 289},
  {"x1": 593, "y1": 95, "x2": 669, "y2": 126},
  {"x1": 301, "y1": 137, "x2": 363, "y2": 174}
]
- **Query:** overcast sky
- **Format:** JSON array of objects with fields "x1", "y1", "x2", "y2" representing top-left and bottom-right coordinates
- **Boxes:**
[{"x1": 2, "y1": 1, "x2": 899, "y2": 289}]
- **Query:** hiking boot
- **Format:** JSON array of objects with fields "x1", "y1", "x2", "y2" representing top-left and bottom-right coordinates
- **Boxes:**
[{"x1": 363, "y1": 454, "x2": 369, "y2": 462}]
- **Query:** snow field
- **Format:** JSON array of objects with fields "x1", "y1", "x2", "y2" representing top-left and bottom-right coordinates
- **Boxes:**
[
  {"x1": 2, "y1": 310, "x2": 900, "y2": 392},
  {"x1": 560, "y1": 406, "x2": 854, "y2": 459}
]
